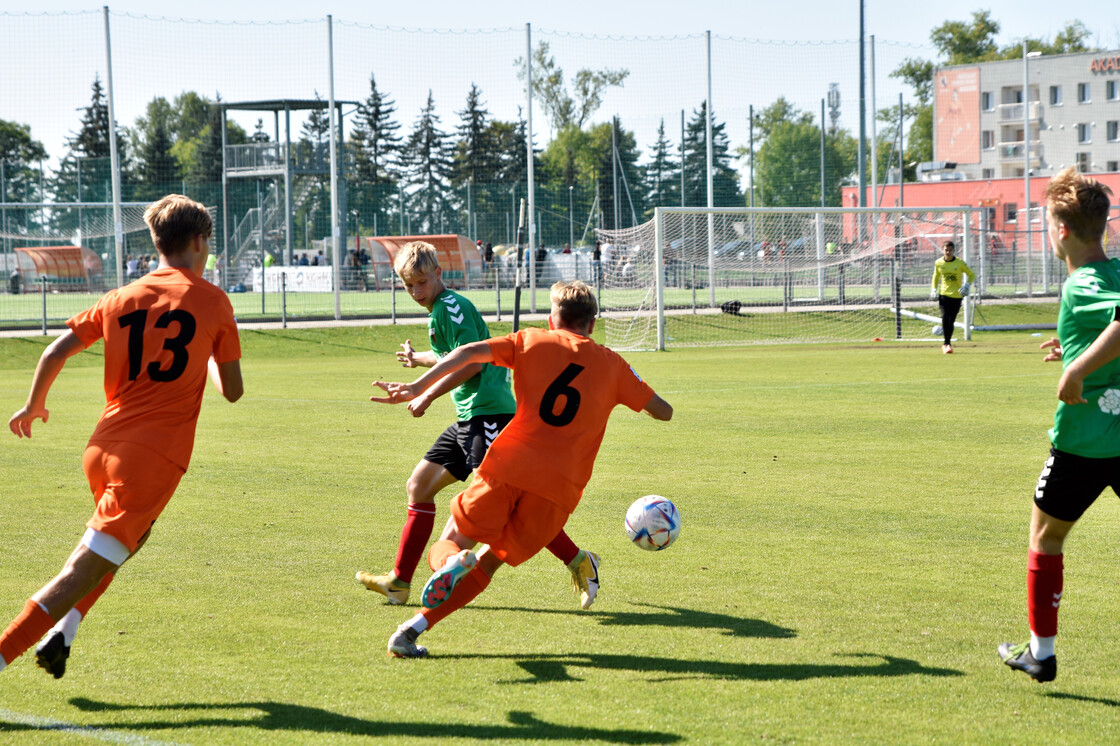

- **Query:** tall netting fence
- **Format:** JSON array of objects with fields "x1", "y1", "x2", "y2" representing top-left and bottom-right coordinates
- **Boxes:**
[
  {"x1": 16, "y1": 12, "x2": 1062, "y2": 334},
  {"x1": 596, "y1": 206, "x2": 1120, "y2": 350}
]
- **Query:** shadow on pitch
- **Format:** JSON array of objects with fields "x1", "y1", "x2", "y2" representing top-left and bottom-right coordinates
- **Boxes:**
[
  {"x1": 1, "y1": 699, "x2": 679, "y2": 744},
  {"x1": 446, "y1": 652, "x2": 964, "y2": 685},
  {"x1": 477, "y1": 601, "x2": 797, "y2": 639},
  {"x1": 1045, "y1": 692, "x2": 1120, "y2": 708}
]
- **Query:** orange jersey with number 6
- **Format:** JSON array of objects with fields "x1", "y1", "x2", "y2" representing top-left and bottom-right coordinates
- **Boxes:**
[
  {"x1": 66, "y1": 267, "x2": 241, "y2": 470},
  {"x1": 479, "y1": 327, "x2": 655, "y2": 512}
]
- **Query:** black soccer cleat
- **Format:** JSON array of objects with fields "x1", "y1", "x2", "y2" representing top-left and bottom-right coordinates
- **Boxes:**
[
  {"x1": 998, "y1": 641, "x2": 1056, "y2": 683},
  {"x1": 34, "y1": 630, "x2": 70, "y2": 680}
]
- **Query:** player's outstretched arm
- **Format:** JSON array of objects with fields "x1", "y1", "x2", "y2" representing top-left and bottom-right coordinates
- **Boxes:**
[
  {"x1": 208, "y1": 357, "x2": 244, "y2": 402},
  {"x1": 642, "y1": 394, "x2": 674, "y2": 421},
  {"x1": 1056, "y1": 320, "x2": 1120, "y2": 405},
  {"x1": 9, "y1": 330, "x2": 85, "y2": 438},
  {"x1": 372, "y1": 340, "x2": 494, "y2": 405}
]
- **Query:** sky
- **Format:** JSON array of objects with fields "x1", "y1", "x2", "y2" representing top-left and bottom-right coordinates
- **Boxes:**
[{"x1": 24, "y1": 0, "x2": 1120, "y2": 47}]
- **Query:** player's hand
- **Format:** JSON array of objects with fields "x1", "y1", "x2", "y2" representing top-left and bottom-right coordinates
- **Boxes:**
[
  {"x1": 396, "y1": 340, "x2": 417, "y2": 368},
  {"x1": 929, "y1": 289, "x2": 937, "y2": 300},
  {"x1": 1056, "y1": 369, "x2": 1087, "y2": 405},
  {"x1": 9, "y1": 405, "x2": 48, "y2": 438},
  {"x1": 1040, "y1": 337, "x2": 1063, "y2": 362},
  {"x1": 370, "y1": 380, "x2": 416, "y2": 404},
  {"x1": 960, "y1": 283, "x2": 970, "y2": 297},
  {"x1": 407, "y1": 392, "x2": 433, "y2": 418}
]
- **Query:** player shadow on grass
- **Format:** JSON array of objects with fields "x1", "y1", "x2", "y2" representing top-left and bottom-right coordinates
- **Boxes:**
[
  {"x1": 30, "y1": 699, "x2": 682, "y2": 744},
  {"x1": 478, "y1": 602, "x2": 797, "y2": 639},
  {"x1": 451, "y1": 652, "x2": 964, "y2": 685},
  {"x1": 1045, "y1": 692, "x2": 1120, "y2": 708}
]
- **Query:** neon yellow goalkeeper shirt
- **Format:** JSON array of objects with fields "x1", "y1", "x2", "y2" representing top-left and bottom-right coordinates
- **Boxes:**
[{"x1": 932, "y1": 257, "x2": 976, "y2": 298}]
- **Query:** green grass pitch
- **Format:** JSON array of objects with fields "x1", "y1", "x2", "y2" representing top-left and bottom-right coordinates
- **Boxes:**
[{"x1": 2, "y1": 324, "x2": 1120, "y2": 744}]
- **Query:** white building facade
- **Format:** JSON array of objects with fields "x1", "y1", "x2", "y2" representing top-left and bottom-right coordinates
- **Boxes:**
[{"x1": 933, "y1": 50, "x2": 1120, "y2": 180}]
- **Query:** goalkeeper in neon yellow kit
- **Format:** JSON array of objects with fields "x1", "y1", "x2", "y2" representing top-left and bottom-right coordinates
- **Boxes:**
[{"x1": 930, "y1": 240, "x2": 976, "y2": 353}]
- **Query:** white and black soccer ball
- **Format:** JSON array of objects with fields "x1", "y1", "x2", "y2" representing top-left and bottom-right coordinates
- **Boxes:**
[{"x1": 624, "y1": 495, "x2": 681, "y2": 551}]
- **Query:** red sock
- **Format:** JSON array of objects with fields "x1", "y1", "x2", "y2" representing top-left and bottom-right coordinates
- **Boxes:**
[
  {"x1": 1027, "y1": 549, "x2": 1063, "y2": 637},
  {"x1": 75, "y1": 572, "x2": 114, "y2": 617},
  {"x1": 0, "y1": 599, "x2": 56, "y2": 665},
  {"x1": 427, "y1": 539, "x2": 462, "y2": 573},
  {"x1": 394, "y1": 503, "x2": 436, "y2": 584},
  {"x1": 545, "y1": 531, "x2": 580, "y2": 566},
  {"x1": 421, "y1": 564, "x2": 492, "y2": 630}
]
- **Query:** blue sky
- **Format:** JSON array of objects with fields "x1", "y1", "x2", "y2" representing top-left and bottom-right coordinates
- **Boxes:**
[{"x1": 26, "y1": 1, "x2": 1120, "y2": 46}]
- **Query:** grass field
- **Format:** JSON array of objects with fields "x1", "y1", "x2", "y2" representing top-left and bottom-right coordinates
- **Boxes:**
[{"x1": 3, "y1": 323, "x2": 1120, "y2": 744}]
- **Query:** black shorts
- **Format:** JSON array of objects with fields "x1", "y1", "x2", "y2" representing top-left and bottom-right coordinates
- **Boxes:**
[
  {"x1": 423, "y1": 413, "x2": 515, "y2": 482},
  {"x1": 1034, "y1": 447, "x2": 1120, "y2": 522}
]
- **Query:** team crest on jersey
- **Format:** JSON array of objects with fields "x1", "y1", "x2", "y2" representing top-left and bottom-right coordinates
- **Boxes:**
[{"x1": 1098, "y1": 388, "x2": 1120, "y2": 415}]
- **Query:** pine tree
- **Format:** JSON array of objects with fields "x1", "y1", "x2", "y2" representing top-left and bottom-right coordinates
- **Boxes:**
[
  {"x1": 400, "y1": 91, "x2": 453, "y2": 234},
  {"x1": 644, "y1": 118, "x2": 681, "y2": 215},
  {"x1": 350, "y1": 74, "x2": 402, "y2": 233},
  {"x1": 682, "y1": 102, "x2": 741, "y2": 207}
]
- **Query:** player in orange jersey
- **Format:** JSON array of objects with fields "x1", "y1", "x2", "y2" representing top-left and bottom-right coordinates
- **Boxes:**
[
  {"x1": 1, "y1": 194, "x2": 243, "y2": 678},
  {"x1": 371, "y1": 280, "x2": 673, "y2": 657}
]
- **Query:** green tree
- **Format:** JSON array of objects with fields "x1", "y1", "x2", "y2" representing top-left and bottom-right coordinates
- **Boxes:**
[
  {"x1": 585, "y1": 118, "x2": 645, "y2": 231},
  {"x1": 515, "y1": 42, "x2": 629, "y2": 134},
  {"x1": 401, "y1": 91, "x2": 454, "y2": 234},
  {"x1": 0, "y1": 119, "x2": 47, "y2": 203},
  {"x1": 644, "y1": 118, "x2": 681, "y2": 215},
  {"x1": 681, "y1": 102, "x2": 741, "y2": 208},
  {"x1": 751, "y1": 98, "x2": 856, "y2": 208},
  {"x1": 131, "y1": 97, "x2": 180, "y2": 200}
]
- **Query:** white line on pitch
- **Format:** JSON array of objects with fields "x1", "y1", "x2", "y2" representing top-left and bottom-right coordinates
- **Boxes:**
[{"x1": 0, "y1": 709, "x2": 184, "y2": 746}]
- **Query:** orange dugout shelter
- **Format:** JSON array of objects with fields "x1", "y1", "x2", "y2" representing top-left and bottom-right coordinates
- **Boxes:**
[
  {"x1": 15, "y1": 245, "x2": 104, "y2": 292},
  {"x1": 364, "y1": 234, "x2": 482, "y2": 287}
]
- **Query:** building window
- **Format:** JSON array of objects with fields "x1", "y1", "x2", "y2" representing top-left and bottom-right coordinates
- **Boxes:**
[
  {"x1": 981, "y1": 91, "x2": 994, "y2": 111},
  {"x1": 1076, "y1": 152, "x2": 1090, "y2": 173},
  {"x1": 1078, "y1": 123, "x2": 1091, "y2": 144},
  {"x1": 1049, "y1": 85, "x2": 1063, "y2": 105},
  {"x1": 982, "y1": 168, "x2": 994, "y2": 179},
  {"x1": 1108, "y1": 161, "x2": 1120, "y2": 173},
  {"x1": 1108, "y1": 121, "x2": 1119, "y2": 142},
  {"x1": 981, "y1": 130, "x2": 995, "y2": 149},
  {"x1": 1004, "y1": 203, "x2": 1018, "y2": 223},
  {"x1": 1078, "y1": 82, "x2": 1091, "y2": 103},
  {"x1": 1108, "y1": 80, "x2": 1119, "y2": 101}
]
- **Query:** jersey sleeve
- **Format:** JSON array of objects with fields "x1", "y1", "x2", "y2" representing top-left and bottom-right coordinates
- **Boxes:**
[
  {"x1": 211, "y1": 294, "x2": 242, "y2": 363},
  {"x1": 486, "y1": 331, "x2": 520, "y2": 370},
  {"x1": 1066, "y1": 272, "x2": 1120, "y2": 329},
  {"x1": 931, "y1": 263, "x2": 941, "y2": 289},
  {"x1": 614, "y1": 354, "x2": 657, "y2": 412},
  {"x1": 66, "y1": 294, "x2": 109, "y2": 348}
]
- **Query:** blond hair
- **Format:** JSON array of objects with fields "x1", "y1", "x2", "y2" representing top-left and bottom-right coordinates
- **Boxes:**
[
  {"x1": 393, "y1": 241, "x2": 441, "y2": 279},
  {"x1": 550, "y1": 280, "x2": 598, "y2": 328},
  {"x1": 144, "y1": 194, "x2": 212, "y2": 255},
  {"x1": 1046, "y1": 167, "x2": 1113, "y2": 243}
]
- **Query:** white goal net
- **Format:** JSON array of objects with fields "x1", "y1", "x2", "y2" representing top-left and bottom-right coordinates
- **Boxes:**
[{"x1": 595, "y1": 206, "x2": 983, "y2": 351}]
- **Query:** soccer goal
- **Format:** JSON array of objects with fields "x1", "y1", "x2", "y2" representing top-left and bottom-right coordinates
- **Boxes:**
[{"x1": 595, "y1": 206, "x2": 985, "y2": 351}]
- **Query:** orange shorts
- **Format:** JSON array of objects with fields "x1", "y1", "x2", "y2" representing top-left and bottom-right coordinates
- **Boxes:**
[
  {"x1": 82, "y1": 440, "x2": 184, "y2": 552},
  {"x1": 450, "y1": 472, "x2": 571, "y2": 567}
]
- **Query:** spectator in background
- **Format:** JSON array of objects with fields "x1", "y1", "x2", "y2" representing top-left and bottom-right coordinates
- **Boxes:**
[
  {"x1": 535, "y1": 244, "x2": 547, "y2": 284},
  {"x1": 593, "y1": 240, "x2": 602, "y2": 285},
  {"x1": 562, "y1": 243, "x2": 571, "y2": 254},
  {"x1": 298, "y1": 253, "x2": 310, "y2": 267},
  {"x1": 147, "y1": 255, "x2": 158, "y2": 274}
]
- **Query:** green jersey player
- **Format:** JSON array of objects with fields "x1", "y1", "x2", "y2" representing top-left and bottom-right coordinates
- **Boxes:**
[
  {"x1": 356, "y1": 241, "x2": 600, "y2": 610},
  {"x1": 999, "y1": 168, "x2": 1117, "y2": 683}
]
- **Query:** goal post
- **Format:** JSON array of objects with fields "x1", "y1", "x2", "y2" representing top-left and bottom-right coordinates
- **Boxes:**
[{"x1": 597, "y1": 205, "x2": 983, "y2": 351}]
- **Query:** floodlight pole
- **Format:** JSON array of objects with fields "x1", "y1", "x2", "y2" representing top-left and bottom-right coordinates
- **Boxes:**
[
  {"x1": 102, "y1": 6, "x2": 124, "y2": 288},
  {"x1": 1023, "y1": 43, "x2": 1041, "y2": 297},
  {"x1": 328, "y1": 14, "x2": 341, "y2": 319},
  {"x1": 705, "y1": 30, "x2": 715, "y2": 306}
]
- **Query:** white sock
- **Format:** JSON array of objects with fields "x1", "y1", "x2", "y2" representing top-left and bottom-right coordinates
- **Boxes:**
[
  {"x1": 406, "y1": 613, "x2": 428, "y2": 634},
  {"x1": 1030, "y1": 633, "x2": 1055, "y2": 660},
  {"x1": 52, "y1": 608, "x2": 83, "y2": 646}
]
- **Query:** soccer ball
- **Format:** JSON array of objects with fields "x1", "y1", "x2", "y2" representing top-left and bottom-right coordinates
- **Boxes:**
[
  {"x1": 625, "y1": 495, "x2": 681, "y2": 551},
  {"x1": 932, "y1": 325, "x2": 943, "y2": 335}
]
